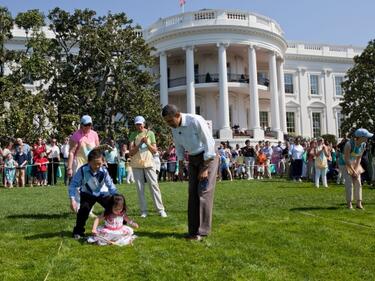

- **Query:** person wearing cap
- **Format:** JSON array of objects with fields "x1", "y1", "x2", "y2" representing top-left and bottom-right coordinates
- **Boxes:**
[
  {"x1": 128, "y1": 115, "x2": 167, "y2": 218},
  {"x1": 67, "y1": 115, "x2": 99, "y2": 213},
  {"x1": 162, "y1": 104, "x2": 219, "y2": 241},
  {"x1": 343, "y1": 128, "x2": 373, "y2": 209}
]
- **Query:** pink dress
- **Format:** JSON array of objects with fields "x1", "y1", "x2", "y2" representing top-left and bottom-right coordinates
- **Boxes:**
[
  {"x1": 88, "y1": 212, "x2": 136, "y2": 246},
  {"x1": 97, "y1": 213, "x2": 134, "y2": 236}
]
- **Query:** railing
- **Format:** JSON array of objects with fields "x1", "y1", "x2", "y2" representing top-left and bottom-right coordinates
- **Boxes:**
[
  {"x1": 144, "y1": 9, "x2": 284, "y2": 40},
  {"x1": 286, "y1": 41, "x2": 363, "y2": 58},
  {"x1": 156, "y1": 73, "x2": 269, "y2": 88}
]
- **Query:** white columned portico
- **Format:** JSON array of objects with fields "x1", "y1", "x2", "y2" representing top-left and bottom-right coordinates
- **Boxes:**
[
  {"x1": 184, "y1": 46, "x2": 195, "y2": 114},
  {"x1": 159, "y1": 52, "x2": 168, "y2": 107},
  {"x1": 217, "y1": 43, "x2": 232, "y2": 139},
  {"x1": 277, "y1": 59, "x2": 287, "y2": 134},
  {"x1": 248, "y1": 45, "x2": 264, "y2": 139},
  {"x1": 268, "y1": 51, "x2": 283, "y2": 140}
]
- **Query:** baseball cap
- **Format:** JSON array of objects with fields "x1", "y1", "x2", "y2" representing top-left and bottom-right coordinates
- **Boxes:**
[
  {"x1": 134, "y1": 116, "x2": 145, "y2": 125},
  {"x1": 354, "y1": 128, "x2": 373, "y2": 138},
  {"x1": 80, "y1": 115, "x2": 92, "y2": 125}
]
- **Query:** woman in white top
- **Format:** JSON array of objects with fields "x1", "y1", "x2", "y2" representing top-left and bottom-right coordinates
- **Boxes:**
[{"x1": 314, "y1": 138, "x2": 330, "y2": 188}]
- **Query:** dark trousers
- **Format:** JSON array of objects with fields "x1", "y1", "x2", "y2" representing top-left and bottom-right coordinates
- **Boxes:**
[
  {"x1": 47, "y1": 157, "x2": 59, "y2": 185},
  {"x1": 73, "y1": 192, "x2": 112, "y2": 235},
  {"x1": 107, "y1": 163, "x2": 118, "y2": 184},
  {"x1": 292, "y1": 159, "x2": 303, "y2": 180},
  {"x1": 188, "y1": 153, "x2": 219, "y2": 236}
]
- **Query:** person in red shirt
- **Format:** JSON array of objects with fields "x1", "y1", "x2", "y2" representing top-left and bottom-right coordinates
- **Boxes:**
[
  {"x1": 35, "y1": 153, "x2": 48, "y2": 186},
  {"x1": 256, "y1": 151, "x2": 267, "y2": 179}
]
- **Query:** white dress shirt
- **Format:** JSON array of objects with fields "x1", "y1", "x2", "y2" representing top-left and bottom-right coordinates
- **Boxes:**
[{"x1": 171, "y1": 113, "x2": 216, "y2": 161}]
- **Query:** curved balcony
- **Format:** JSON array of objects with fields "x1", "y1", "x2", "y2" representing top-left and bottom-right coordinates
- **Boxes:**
[
  {"x1": 155, "y1": 73, "x2": 269, "y2": 89},
  {"x1": 144, "y1": 9, "x2": 284, "y2": 41}
]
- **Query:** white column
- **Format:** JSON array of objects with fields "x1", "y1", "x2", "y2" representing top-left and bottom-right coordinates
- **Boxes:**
[
  {"x1": 248, "y1": 45, "x2": 264, "y2": 139},
  {"x1": 185, "y1": 46, "x2": 195, "y2": 114},
  {"x1": 268, "y1": 51, "x2": 283, "y2": 140},
  {"x1": 217, "y1": 43, "x2": 232, "y2": 139},
  {"x1": 159, "y1": 52, "x2": 168, "y2": 107},
  {"x1": 277, "y1": 59, "x2": 287, "y2": 134},
  {"x1": 323, "y1": 69, "x2": 334, "y2": 135},
  {"x1": 297, "y1": 67, "x2": 309, "y2": 137}
]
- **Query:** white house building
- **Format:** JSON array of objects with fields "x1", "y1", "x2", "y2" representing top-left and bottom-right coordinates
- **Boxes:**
[
  {"x1": 142, "y1": 9, "x2": 363, "y2": 141},
  {"x1": 5, "y1": 9, "x2": 363, "y2": 143}
]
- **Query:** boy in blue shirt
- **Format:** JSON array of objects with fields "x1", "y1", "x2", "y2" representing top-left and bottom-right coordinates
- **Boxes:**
[{"x1": 69, "y1": 146, "x2": 118, "y2": 239}]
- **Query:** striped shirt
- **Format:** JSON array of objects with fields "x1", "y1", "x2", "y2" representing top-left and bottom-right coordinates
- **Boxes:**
[{"x1": 68, "y1": 164, "x2": 117, "y2": 198}]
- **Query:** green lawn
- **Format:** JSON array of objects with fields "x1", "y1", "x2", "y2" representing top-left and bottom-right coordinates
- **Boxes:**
[{"x1": 1, "y1": 180, "x2": 375, "y2": 281}]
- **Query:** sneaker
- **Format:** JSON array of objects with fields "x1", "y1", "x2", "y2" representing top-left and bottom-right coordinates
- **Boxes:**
[
  {"x1": 140, "y1": 212, "x2": 147, "y2": 218},
  {"x1": 298, "y1": 179, "x2": 302, "y2": 182},
  {"x1": 184, "y1": 234, "x2": 202, "y2": 241},
  {"x1": 159, "y1": 210, "x2": 168, "y2": 218}
]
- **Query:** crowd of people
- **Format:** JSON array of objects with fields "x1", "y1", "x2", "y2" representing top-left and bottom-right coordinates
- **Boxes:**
[
  {"x1": 1, "y1": 131, "x2": 374, "y2": 191},
  {"x1": 1, "y1": 107, "x2": 374, "y2": 244}
]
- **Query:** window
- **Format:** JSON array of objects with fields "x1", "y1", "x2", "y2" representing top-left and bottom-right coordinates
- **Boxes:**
[
  {"x1": 335, "y1": 76, "x2": 344, "y2": 96},
  {"x1": 196, "y1": 106, "x2": 200, "y2": 115},
  {"x1": 310, "y1": 74, "x2": 319, "y2": 95},
  {"x1": 286, "y1": 112, "x2": 295, "y2": 134},
  {"x1": 258, "y1": 72, "x2": 269, "y2": 86},
  {"x1": 260, "y1": 111, "x2": 269, "y2": 129},
  {"x1": 229, "y1": 105, "x2": 233, "y2": 127},
  {"x1": 284, "y1": 73, "x2": 294, "y2": 93},
  {"x1": 312, "y1": 112, "x2": 321, "y2": 137}
]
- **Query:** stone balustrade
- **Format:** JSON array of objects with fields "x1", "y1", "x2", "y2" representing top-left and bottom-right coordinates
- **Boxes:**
[{"x1": 143, "y1": 9, "x2": 284, "y2": 40}]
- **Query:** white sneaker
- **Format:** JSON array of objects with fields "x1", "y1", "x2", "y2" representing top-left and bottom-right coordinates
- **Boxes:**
[
  {"x1": 159, "y1": 210, "x2": 168, "y2": 218},
  {"x1": 140, "y1": 212, "x2": 147, "y2": 218}
]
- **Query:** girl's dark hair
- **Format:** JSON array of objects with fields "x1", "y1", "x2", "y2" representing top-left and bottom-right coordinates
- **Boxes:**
[{"x1": 104, "y1": 194, "x2": 127, "y2": 217}]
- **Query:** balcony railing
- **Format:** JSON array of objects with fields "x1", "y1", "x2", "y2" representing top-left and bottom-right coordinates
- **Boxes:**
[{"x1": 156, "y1": 73, "x2": 270, "y2": 88}]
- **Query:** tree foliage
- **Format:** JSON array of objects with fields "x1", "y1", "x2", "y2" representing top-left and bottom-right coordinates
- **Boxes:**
[
  {"x1": 0, "y1": 7, "x2": 170, "y2": 146},
  {"x1": 340, "y1": 39, "x2": 375, "y2": 135}
]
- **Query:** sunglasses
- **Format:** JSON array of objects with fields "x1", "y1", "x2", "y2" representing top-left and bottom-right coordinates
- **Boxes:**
[{"x1": 82, "y1": 123, "x2": 92, "y2": 127}]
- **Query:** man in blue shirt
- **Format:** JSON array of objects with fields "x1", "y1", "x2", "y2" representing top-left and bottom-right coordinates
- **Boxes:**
[{"x1": 162, "y1": 104, "x2": 219, "y2": 241}]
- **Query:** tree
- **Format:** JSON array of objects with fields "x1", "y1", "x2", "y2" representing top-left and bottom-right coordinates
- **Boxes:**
[
  {"x1": 0, "y1": 7, "x2": 53, "y2": 143},
  {"x1": 0, "y1": 7, "x2": 171, "y2": 146},
  {"x1": 340, "y1": 39, "x2": 375, "y2": 135},
  {"x1": 45, "y1": 8, "x2": 169, "y2": 145}
]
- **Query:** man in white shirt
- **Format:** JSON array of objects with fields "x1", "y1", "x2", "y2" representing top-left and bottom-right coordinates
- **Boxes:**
[
  {"x1": 162, "y1": 104, "x2": 219, "y2": 241},
  {"x1": 60, "y1": 137, "x2": 70, "y2": 185}
]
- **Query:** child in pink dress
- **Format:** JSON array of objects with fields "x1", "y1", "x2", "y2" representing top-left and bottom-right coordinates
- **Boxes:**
[{"x1": 90, "y1": 194, "x2": 138, "y2": 246}]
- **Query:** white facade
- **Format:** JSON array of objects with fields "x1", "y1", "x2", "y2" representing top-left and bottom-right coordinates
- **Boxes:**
[
  {"x1": 4, "y1": 10, "x2": 363, "y2": 142},
  {"x1": 142, "y1": 9, "x2": 363, "y2": 141}
]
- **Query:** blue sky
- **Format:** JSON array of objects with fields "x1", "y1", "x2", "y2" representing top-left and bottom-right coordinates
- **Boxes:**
[{"x1": 1, "y1": 0, "x2": 374, "y2": 46}]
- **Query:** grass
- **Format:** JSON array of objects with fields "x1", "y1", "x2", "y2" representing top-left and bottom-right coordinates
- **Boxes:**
[{"x1": 1, "y1": 179, "x2": 375, "y2": 281}]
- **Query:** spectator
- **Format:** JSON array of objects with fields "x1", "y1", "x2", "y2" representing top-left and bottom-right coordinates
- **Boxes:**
[
  {"x1": 128, "y1": 116, "x2": 167, "y2": 218},
  {"x1": 314, "y1": 138, "x2": 329, "y2": 188},
  {"x1": 47, "y1": 138, "x2": 60, "y2": 186},
  {"x1": 60, "y1": 137, "x2": 70, "y2": 185},
  {"x1": 343, "y1": 128, "x2": 373, "y2": 209},
  {"x1": 241, "y1": 139, "x2": 256, "y2": 180},
  {"x1": 104, "y1": 139, "x2": 119, "y2": 184},
  {"x1": 15, "y1": 145, "x2": 28, "y2": 187}
]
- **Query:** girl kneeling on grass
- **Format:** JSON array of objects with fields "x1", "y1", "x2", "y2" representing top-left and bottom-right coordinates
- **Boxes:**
[{"x1": 89, "y1": 194, "x2": 138, "y2": 246}]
